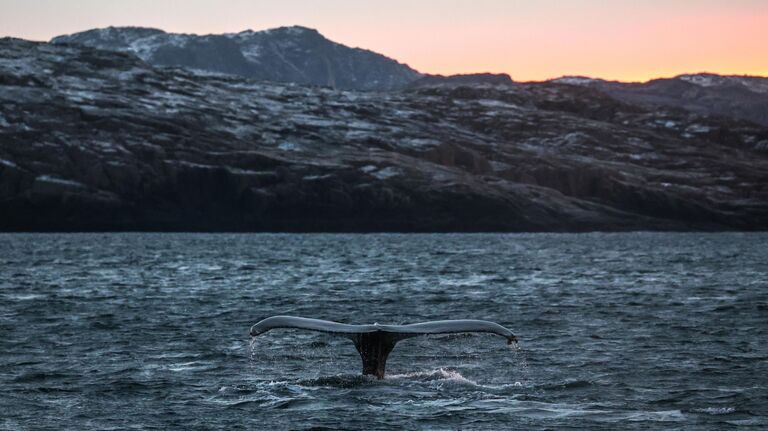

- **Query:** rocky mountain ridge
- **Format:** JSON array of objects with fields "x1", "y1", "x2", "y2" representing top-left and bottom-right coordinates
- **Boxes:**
[
  {"x1": 52, "y1": 26, "x2": 422, "y2": 91},
  {"x1": 1, "y1": 38, "x2": 767, "y2": 231},
  {"x1": 52, "y1": 26, "x2": 768, "y2": 128},
  {"x1": 553, "y1": 73, "x2": 768, "y2": 126}
]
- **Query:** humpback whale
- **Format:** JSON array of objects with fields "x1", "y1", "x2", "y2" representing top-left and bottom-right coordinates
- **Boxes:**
[{"x1": 250, "y1": 316, "x2": 517, "y2": 379}]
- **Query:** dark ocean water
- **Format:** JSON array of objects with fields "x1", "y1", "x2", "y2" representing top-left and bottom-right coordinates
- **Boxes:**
[{"x1": 1, "y1": 233, "x2": 766, "y2": 430}]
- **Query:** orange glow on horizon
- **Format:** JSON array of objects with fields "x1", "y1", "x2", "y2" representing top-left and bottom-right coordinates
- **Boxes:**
[
  {"x1": 326, "y1": 6, "x2": 768, "y2": 83},
  {"x1": 1, "y1": 0, "x2": 766, "y2": 83}
]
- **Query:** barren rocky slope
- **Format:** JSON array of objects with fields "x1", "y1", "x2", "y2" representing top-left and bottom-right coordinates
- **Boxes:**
[{"x1": 1, "y1": 39, "x2": 767, "y2": 231}]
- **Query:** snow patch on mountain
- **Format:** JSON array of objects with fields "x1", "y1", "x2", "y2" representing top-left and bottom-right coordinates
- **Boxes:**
[
  {"x1": 551, "y1": 76, "x2": 601, "y2": 85},
  {"x1": 678, "y1": 74, "x2": 768, "y2": 94},
  {"x1": 35, "y1": 175, "x2": 85, "y2": 188},
  {"x1": 0, "y1": 158, "x2": 17, "y2": 168}
]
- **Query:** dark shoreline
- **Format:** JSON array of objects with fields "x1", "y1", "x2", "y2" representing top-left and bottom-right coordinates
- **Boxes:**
[{"x1": 1, "y1": 227, "x2": 761, "y2": 234}]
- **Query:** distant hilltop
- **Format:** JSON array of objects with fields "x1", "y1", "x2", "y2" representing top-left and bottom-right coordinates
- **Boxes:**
[
  {"x1": 551, "y1": 73, "x2": 768, "y2": 127},
  {"x1": 51, "y1": 26, "x2": 768, "y2": 126},
  {"x1": 52, "y1": 26, "x2": 422, "y2": 91}
]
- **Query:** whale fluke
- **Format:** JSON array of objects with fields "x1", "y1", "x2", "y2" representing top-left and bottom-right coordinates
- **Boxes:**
[{"x1": 250, "y1": 316, "x2": 517, "y2": 379}]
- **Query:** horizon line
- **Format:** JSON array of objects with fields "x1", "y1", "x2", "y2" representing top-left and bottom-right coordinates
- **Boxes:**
[{"x1": 6, "y1": 24, "x2": 768, "y2": 84}]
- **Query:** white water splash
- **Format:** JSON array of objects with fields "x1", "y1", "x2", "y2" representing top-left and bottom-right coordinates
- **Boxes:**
[{"x1": 387, "y1": 368, "x2": 479, "y2": 386}]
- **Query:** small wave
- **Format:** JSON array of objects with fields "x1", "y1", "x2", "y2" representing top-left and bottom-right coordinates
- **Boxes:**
[
  {"x1": 624, "y1": 410, "x2": 686, "y2": 422},
  {"x1": 166, "y1": 361, "x2": 218, "y2": 372},
  {"x1": 227, "y1": 397, "x2": 310, "y2": 409},
  {"x1": 388, "y1": 368, "x2": 474, "y2": 382},
  {"x1": 3, "y1": 294, "x2": 45, "y2": 301},
  {"x1": 12, "y1": 372, "x2": 71, "y2": 383},
  {"x1": 515, "y1": 404, "x2": 612, "y2": 419},
  {"x1": 538, "y1": 379, "x2": 595, "y2": 391},
  {"x1": 297, "y1": 374, "x2": 373, "y2": 388},
  {"x1": 306, "y1": 340, "x2": 330, "y2": 348},
  {"x1": 692, "y1": 407, "x2": 736, "y2": 415},
  {"x1": 386, "y1": 368, "x2": 529, "y2": 392}
]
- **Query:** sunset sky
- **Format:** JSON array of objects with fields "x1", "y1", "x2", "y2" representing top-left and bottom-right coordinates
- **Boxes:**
[{"x1": 1, "y1": 0, "x2": 766, "y2": 82}]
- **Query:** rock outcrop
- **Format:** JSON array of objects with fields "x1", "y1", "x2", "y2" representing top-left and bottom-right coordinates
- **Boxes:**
[{"x1": 408, "y1": 73, "x2": 514, "y2": 88}]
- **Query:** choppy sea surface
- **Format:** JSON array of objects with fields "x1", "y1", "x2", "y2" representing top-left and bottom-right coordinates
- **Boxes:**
[{"x1": 1, "y1": 233, "x2": 766, "y2": 430}]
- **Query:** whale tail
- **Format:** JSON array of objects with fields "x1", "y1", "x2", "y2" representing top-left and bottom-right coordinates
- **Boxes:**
[
  {"x1": 250, "y1": 316, "x2": 517, "y2": 379},
  {"x1": 352, "y1": 332, "x2": 397, "y2": 379}
]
